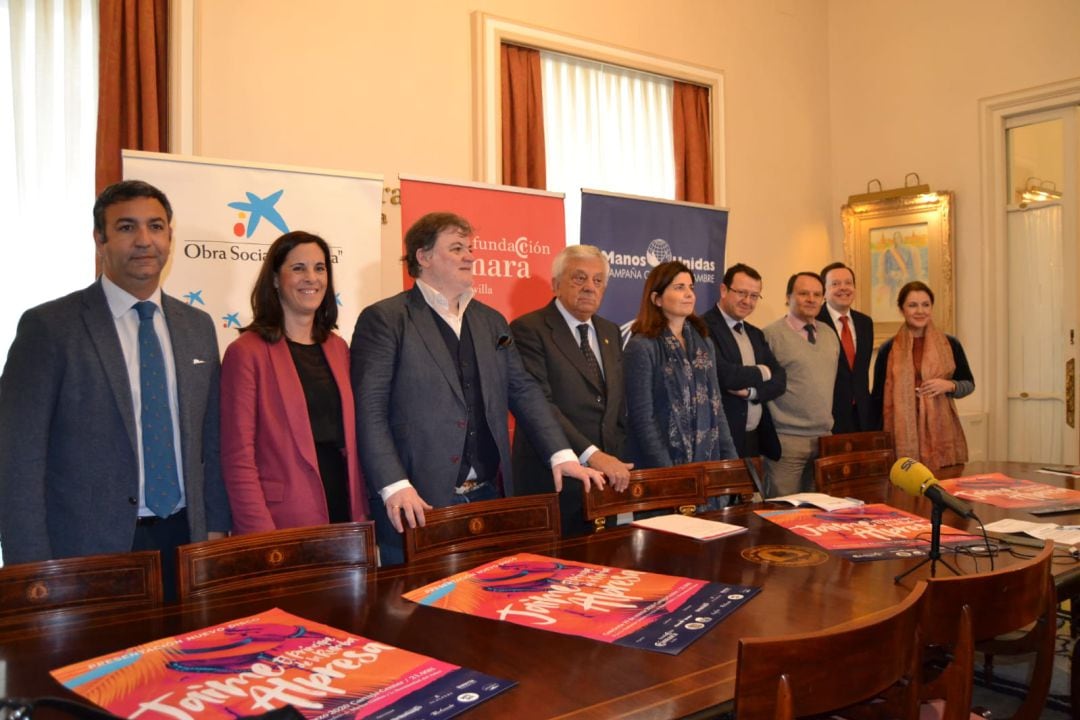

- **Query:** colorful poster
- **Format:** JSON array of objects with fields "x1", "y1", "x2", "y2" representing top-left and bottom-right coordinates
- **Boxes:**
[
  {"x1": 403, "y1": 553, "x2": 759, "y2": 655},
  {"x1": 937, "y1": 473, "x2": 1080, "y2": 512},
  {"x1": 124, "y1": 151, "x2": 384, "y2": 353},
  {"x1": 757, "y1": 503, "x2": 979, "y2": 560},
  {"x1": 580, "y1": 190, "x2": 728, "y2": 336},
  {"x1": 51, "y1": 608, "x2": 514, "y2": 720},
  {"x1": 398, "y1": 175, "x2": 566, "y2": 322}
]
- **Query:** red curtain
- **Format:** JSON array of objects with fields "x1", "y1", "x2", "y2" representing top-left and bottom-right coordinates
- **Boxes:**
[
  {"x1": 95, "y1": 0, "x2": 169, "y2": 193},
  {"x1": 673, "y1": 81, "x2": 712, "y2": 205},
  {"x1": 500, "y1": 44, "x2": 546, "y2": 190}
]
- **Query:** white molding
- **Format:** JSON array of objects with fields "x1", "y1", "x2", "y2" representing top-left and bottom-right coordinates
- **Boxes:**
[
  {"x1": 978, "y1": 77, "x2": 1080, "y2": 458},
  {"x1": 168, "y1": 0, "x2": 196, "y2": 155},
  {"x1": 471, "y1": 12, "x2": 726, "y2": 205}
]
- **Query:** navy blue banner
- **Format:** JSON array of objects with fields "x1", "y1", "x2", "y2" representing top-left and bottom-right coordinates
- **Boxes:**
[
  {"x1": 580, "y1": 191, "x2": 728, "y2": 335},
  {"x1": 613, "y1": 583, "x2": 760, "y2": 655}
]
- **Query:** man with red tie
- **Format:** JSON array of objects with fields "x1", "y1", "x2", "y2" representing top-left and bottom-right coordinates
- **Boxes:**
[{"x1": 817, "y1": 262, "x2": 875, "y2": 434}]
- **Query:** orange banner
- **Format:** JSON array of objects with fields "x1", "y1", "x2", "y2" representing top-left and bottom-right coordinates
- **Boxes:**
[{"x1": 399, "y1": 176, "x2": 565, "y2": 322}]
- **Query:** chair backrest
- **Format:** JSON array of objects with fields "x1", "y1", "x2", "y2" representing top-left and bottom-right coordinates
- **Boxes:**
[
  {"x1": 917, "y1": 542, "x2": 1056, "y2": 720},
  {"x1": 818, "y1": 430, "x2": 894, "y2": 458},
  {"x1": 735, "y1": 583, "x2": 927, "y2": 719},
  {"x1": 813, "y1": 448, "x2": 895, "y2": 498},
  {"x1": 583, "y1": 465, "x2": 706, "y2": 530},
  {"x1": 176, "y1": 521, "x2": 375, "y2": 601},
  {"x1": 699, "y1": 457, "x2": 763, "y2": 503},
  {"x1": 404, "y1": 494, "x2": 560, "y2": 562},
  {"x1": 0, "y1": 551, "x2": 161, "y2": 635}
]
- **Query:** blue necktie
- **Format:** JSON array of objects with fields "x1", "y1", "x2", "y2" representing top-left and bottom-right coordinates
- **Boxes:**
[{"x1": 135, "y1": 301, "x2": 180, "y2": 518}]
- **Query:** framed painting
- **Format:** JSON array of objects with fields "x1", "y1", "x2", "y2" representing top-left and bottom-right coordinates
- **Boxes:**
[{"x1": 842, "y1": 191, "x2": 954, "y2": 347}]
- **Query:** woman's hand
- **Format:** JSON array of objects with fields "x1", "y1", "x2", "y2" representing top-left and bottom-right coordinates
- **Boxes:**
[{"x1": 917, "y1": 378, "x2": 956, "y2": 398}]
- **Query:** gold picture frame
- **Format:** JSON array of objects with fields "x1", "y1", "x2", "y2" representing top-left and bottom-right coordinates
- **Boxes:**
[{"x1": 842, "y1": 191, "x2": 954, "y2": 347}]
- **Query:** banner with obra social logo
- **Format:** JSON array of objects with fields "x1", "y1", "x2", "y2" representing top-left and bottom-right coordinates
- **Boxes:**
[
  {"x1": 398, "y1": 175, "x2": 566, "y2": 323},
  {"x1": 123, "y1": 151, "x2": 383, "y2": 355},
  {"x1": 580, "y1": 190, "x2": 728, "y2": 340}
]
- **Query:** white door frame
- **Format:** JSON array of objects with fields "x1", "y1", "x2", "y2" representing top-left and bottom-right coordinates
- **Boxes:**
[{"x1": 980, "y1": 77, "x2": 1080, "y2": 459}]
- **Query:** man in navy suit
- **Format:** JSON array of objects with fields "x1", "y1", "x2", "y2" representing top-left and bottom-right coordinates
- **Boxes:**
[
  {"x1": 511, "y1": 245, "x2": 633, "y2": 536},
  {"x1": 702, "y1": 263, "x2": 785, "y2": 460},
  {"x1": 0, "y1": 180, "x2": 229, "y2": 597},
  {"x1": 817, "y1": 262, "x2": 875, "y2": 434},
  {"x1": 352, "y1": 213, "x2": 606, "y2": 563}
]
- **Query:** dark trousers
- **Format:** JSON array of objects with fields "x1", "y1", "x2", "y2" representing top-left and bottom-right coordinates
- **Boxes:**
[
  {"x1": 743, "y1": 429, "x2": 761, "y2": 458},
  {"x1": 132, "y1": 508, "x2": 190, "y2": 602}
]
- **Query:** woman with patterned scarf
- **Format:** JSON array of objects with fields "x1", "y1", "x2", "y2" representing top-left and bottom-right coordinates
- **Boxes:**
[
  {"x1": 624, "y1": 261, "x2": 736, "y2": 473},
  {"x1": 871, "y1": 281, "x2": 974, "y2": 471}
]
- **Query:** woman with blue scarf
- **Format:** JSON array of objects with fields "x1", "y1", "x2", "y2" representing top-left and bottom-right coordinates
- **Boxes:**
[{"x1": 624, "y1": 261, "x2": 736, "y2": 471}]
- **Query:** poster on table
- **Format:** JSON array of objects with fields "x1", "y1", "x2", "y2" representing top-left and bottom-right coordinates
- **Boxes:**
[
  {"x1": 937, "y1": 473, "x2": 1080, "y2": 513},
  {"x1": 579, "y1": 190, "x2": 728, "y2": 336},
  {"x1": 757, "y1": 504, "x2": 980, "y2": 561},
  {"x1": 51, "y1": 608, "x2": 513, "y2": 720},
  {"x1": 403, "y1": 553, "x2": 759, "y2": 655},
  {"x1": 398, "y1": 175, "x2": 566, "y2": 322},
  {"x1": 123, "y1": 151, "x2": 384, "y2": 354}
]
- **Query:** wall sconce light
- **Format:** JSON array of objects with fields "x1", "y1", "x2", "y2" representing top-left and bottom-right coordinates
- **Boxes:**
[
  {"x1": 1019, "y1": 177, "x2": 1062, "y2": 205},
  {"x1": 848, "y1": 172, "x2": 932, "y2": 204}
]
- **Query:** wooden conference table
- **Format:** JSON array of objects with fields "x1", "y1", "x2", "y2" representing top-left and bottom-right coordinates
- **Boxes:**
[{"x1": 2, "y1": 461, "x2": 1078, "y2": 719}]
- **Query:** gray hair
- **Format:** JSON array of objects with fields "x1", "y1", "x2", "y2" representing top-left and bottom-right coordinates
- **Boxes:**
[{"x1": 551, "y1": 244, "x2": 610, "y2": 290}]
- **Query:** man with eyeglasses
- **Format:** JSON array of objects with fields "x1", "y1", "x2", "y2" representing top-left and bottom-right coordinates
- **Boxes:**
[
  {"x1": 703, "y1": 263, "x2": 785, "y2": 461},
  {"x1": 762, "y1": 272, "x2": 840, "y2": 496},
  {"x1": 817, "y1": 262, "x2": 875, "y2": 434},
  {"x1": 511, "y1": 244, "x2": 633, "y2": 536}
]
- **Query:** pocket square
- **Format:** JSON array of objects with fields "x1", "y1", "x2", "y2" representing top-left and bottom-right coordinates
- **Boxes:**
[{"x1": 193, "y1": 358, "x2": 206, "y2": 365}]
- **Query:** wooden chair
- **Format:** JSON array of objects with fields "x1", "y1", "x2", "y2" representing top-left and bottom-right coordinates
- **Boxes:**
[
  {"x1": 734, "y1": 582, "x2": 929, "y2": 719},
  {"x1": 0, "y1": 551, "x2": 161, "y2": 636},
  {"x1": 917, "y1": 543, "x2": 1056, "y2": 720},
  {"x1": 176, "y1": 521, "x2": 375, "y2": 601},
  {"x1": 818, "y1": 430, "x2": 894, "y2": 457},
  {"x1": 583, "y1": 464, "x2": 706, "y2": 531},
  {"x1": 699, "y1": 457, "x2": 763, "y2": 504},
  {"x1": 813, "y1": 448, "x2": 895, "y2": 498},
  {"x1": 404, "y1": 494, "x2": 560, "y2": 562}
]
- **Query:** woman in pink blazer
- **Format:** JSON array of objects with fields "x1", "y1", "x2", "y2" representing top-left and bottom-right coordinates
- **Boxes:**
[{"x1": 221, "y1": 231, "x2": 369, "y2": 533}]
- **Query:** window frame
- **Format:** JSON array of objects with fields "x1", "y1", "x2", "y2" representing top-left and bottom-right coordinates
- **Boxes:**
[{"x1": 471, "y1": 12, "x2": 725, "y2": 205}]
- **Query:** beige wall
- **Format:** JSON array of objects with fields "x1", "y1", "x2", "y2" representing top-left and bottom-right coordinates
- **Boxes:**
[
  {"x1": 826, "y1": 0, "x2": 1080, "y2": 427},
  {"x1": 192, "y1": 0, "x2": 833, "y2": 325},
  {"x1": 192, "y1": 0, "x2": 1080, "y2": 454}
]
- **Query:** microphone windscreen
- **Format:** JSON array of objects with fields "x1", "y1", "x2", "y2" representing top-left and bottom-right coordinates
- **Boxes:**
[{"x1": 889, "y1": 457, "x2": 936, "y2": 497}]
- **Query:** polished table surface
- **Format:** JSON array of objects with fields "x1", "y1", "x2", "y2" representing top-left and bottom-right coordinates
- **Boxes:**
[{"x1": 2, "y1": 461, "x2": 1079, "y2": 719}]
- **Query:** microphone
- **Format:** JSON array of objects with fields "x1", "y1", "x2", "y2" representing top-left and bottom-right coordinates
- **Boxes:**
[{"x1": 889, "y1": 457, "x2": 975, "y2": 519}]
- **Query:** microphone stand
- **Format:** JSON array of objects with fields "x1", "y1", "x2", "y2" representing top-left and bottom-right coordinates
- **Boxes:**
[{"x1": 894, "y1": 502, "x2": 962, "y2": 583}]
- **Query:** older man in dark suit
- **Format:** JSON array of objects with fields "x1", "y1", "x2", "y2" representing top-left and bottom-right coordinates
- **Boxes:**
[
  {"x1": 703, "y1": 263, "x2": 785, "y2": 460},
  {"x1": 0, "y1": 180, "x2": 229, "y2": 598},
  {"x1": 351, "y1": 213, "x2": 605, "y2": 563},
  {"x1": 817, "y1": 262, "x2": 875, "y2": 434},
  {"x1": 511, "y1": 245, "x2": 633, "y2": 536}
]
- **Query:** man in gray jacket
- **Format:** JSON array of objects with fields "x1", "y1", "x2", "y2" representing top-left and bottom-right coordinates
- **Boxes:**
[
  {"x1": 0, "y1": 180, "x2": 229, "y2": 598},
  {"x1": 352, "y1": 212, "x2": 605, "y2": 563}
]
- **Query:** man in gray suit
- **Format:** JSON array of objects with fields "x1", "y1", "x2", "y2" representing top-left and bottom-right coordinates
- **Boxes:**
[
  {"x1": 511, "y1": 245, "x2": 633, "y2": 536},
  {"x1": 0, "y1": 180, "x2": 229, "y2": 597},
  {"x1": 351, "y1": 212, "x2": 606, "y2": 563}
]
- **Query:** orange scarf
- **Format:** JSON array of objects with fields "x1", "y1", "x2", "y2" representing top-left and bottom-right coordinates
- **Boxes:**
[{"x1": 883, "y1": 322, "x2": 968, "y2": 471}]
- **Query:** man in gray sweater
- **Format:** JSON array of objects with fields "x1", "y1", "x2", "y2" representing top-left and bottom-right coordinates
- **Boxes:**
[{"x1": 762, "y1": 272, "x2": 839, "y2": 496}]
